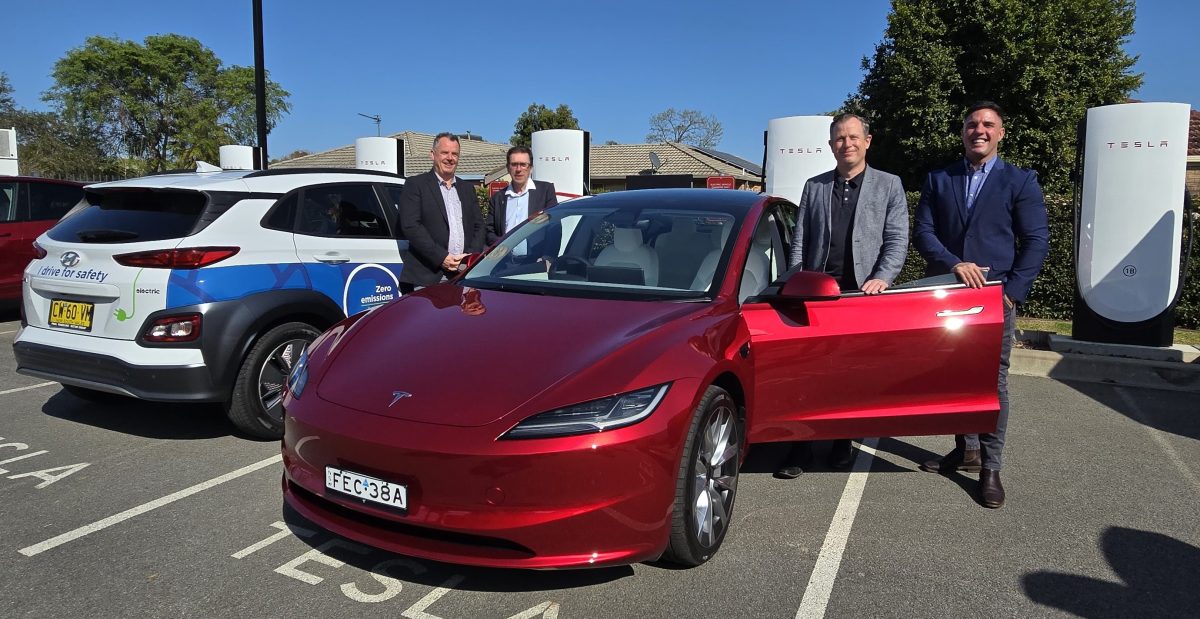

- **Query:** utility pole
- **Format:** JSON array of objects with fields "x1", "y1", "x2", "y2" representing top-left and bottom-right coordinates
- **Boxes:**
[{"x1": 253, "y1": 0, "x2": 269, "y2": 168}]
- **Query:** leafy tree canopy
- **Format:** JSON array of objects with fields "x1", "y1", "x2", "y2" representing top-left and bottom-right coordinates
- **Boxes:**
[
  {"x1": 844, "y1": 0, "x2": 1141, "y2": 192},
  {"x1": 646, "y1": 108, "x2": 723, "y2": 148},
  {"x1": 45, "y1": 34, "x2": 291, "y2": 171},
  {"x1": 510, "y1": 103, "x2": 580, "y2": 147}
]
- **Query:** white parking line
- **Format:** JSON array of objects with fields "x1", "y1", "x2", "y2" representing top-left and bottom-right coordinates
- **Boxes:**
[
  {"x1": 0, "y1": 330, "x2": 16, "y2": 335},
  {"x1": 0, "y1": 382, "x2": 57, "y2": 396},
  {"x1": 795, "y1": 437, "x2": 879, "y2": 619},
  {"x1": 19, "y1": 454, "x2": 282, "y2": 557}
]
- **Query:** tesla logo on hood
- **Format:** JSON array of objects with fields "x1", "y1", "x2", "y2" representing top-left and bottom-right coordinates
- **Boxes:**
[
  {"x1": 389, "y1": 391, "x2": 412, "y2": 407},
  {"x1": 60, "y1": 251, "x2": 80, "y2": 268}
]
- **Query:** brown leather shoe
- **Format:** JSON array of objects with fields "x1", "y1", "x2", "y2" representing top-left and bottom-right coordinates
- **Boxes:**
[
  {"x1": 979, "y1": 469, "x2": 1005, "y2": 508},
  {"x1": 920, "y1": 447, "x2": 982, "y2": 474}
]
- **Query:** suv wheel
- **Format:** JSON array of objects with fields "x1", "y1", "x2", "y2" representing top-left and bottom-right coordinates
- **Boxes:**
[{"x1": 228, "y1": 322, "x2": 320, "y2": 439}]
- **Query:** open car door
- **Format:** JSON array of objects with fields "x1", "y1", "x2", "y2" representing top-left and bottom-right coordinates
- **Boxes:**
[{"x1": 742, "y1": 273, "x2": 1004, "y2": 443}]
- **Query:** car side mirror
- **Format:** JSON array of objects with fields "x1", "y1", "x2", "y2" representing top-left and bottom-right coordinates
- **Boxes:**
[{"x1": 777, "y1": 270, "x2": 840, "y2": 301}]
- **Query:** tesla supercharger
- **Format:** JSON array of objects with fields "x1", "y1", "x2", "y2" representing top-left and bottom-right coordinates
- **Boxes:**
[
  {"x1": 764, "y1": 116, "x2": 836, "y2": 206},
  {"x1": 1, "y1": 128, "x2": 18, "y2": 175},
  {"x1": 531, "y1": 129, "x2": 589, "y2": 201},
  {"x1": 1073, "y1": 102, "x2": 1193, "y2": 346},
  {"x1": 218, "y1": 145, "x2": 262, "y2": 170},
  {"x1": 356, "y1": 137, "x2": 405, "y2": 175}
]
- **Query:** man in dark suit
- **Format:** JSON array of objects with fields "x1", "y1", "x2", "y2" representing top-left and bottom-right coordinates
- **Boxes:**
[
  {"x1": 485, "y1": 146, "x2": 558, "y2": 259},
  {"x1": 913, "y1": 101, "x2": 1050, "y2": 508},
  {"x1": 398, "y1": 133, "x2": 485, "y2": 290},
  {"x1": 777, "y1": 113, "x2": 909, "y2": 478}
]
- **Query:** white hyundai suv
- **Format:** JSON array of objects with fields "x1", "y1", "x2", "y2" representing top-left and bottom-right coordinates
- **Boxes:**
[{"x1": 14, "y1": 166, "x2": 410, "y2": 438}]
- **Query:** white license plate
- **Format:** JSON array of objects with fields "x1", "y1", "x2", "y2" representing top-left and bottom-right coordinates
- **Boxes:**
[{"x1": 325, "y1": 466, "x2": 407, "y2": 511}]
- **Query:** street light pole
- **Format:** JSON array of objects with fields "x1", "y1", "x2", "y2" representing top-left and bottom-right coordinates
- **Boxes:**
[{"x1": 253, "y1": 0, "x2": 269, "y2": 168}]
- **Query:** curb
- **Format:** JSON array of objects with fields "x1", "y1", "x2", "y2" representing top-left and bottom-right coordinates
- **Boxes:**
[{"x1": 1011, "y1": 348, "x2": 1200, "y2": 392}]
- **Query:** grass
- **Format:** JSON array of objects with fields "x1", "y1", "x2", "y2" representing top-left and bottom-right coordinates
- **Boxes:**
[{"x1": 1017, "y1": 317, "x2": 1200, "y2": 346}]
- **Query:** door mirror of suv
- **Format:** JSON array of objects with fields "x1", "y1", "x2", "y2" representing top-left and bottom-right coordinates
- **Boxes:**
[{"x1": 777, "y1": 270, "x2": 840, "y2": 301}]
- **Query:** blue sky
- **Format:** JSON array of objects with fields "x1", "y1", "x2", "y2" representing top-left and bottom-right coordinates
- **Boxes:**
[{"x1": 5, "y1": 1, "x2": 1198, "y2": 163}]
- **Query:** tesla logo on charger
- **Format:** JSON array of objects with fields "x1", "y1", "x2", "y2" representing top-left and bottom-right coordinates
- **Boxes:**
[
  {"x1": 60, "y1": 252, "x2": 80, "y2": 268},
  {"x1": 538, "y1": 155, "x2": 571, "y2": 162},
  {"x1": 777, "y1": 146, "x2": 825, "y2": 155},
  {"x1": 1105, "y1": 140, "x2": 1168, "y2": 149}
]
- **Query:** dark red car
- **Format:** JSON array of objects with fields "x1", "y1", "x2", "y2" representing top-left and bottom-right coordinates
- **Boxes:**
[
  {"x1": 0, "y1": 176, "x2": 85, "y2": 302},
  {"x1": 280, "y1": 189, "x2": 1003, "y2": 569}
]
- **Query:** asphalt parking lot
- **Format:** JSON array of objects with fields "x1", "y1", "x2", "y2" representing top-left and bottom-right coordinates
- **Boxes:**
[{"x1": 1, "y1": 313, "x2": 1197, "y2": 618}]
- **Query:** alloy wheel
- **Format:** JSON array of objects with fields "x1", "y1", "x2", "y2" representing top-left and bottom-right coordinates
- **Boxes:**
[{"x1": 690, "y1": 401, "x2": 739, "y2": 549}]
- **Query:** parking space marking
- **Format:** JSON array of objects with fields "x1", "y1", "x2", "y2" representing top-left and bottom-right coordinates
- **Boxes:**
[
  {"x1": 18, "y1": 454, "x2": 282, "y2": 557},
  {"x1": 794, "y1": 437, "x2": 879, "y2": 619},
  {"x1": 0, "y1": 382, "x2": 56, "y2": 396},
  {"x1": 0, "y1": 330, "x2": 16, "y2": 335}
]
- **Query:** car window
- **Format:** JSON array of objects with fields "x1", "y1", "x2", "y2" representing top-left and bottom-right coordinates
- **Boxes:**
[
  {"x1": 296, "y1": 184, "x2": 390, "y2": 238},
  {"x1": 263, "y1": 193, "x2": 298, "y2": 231},
  {"x1": 0, "y1": 181, "x2": 15, "y2": 222},
  {"x1": 28, "y1": 182, "x2": 85, "y2": 221},
  {"x1": 465, "y1": 202, "x2": 739, "y2": 301},
  {"x1": 739, "y1": 213, "x2": 786, "y2": 304},
  {"x1": 47, "y1": 189, "x2": 208, "y2": 244}
]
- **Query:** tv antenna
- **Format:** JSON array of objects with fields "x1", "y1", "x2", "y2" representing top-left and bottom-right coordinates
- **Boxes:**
[{"x1": 357, "y1": 113, "x2": 382, "y2": 136}]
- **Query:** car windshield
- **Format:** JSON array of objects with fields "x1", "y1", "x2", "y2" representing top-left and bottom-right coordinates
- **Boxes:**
[{"x1": 463, "y1": 198, "x2": 742, "y2": 301}]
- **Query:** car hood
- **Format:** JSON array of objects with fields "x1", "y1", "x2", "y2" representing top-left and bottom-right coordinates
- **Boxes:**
[{"x1": 315, "y1": 284, "x2": 710, "y2": 427}]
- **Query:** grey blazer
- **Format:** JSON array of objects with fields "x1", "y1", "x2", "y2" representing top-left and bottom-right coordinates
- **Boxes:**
[{"x1": 788, "y1": 165, "x2": 908, "y2": 288}]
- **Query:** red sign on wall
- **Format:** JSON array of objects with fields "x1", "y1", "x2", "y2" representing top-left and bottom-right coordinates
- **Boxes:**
[
  {"x1": 707, "y1": 176, "x2": 736, "y2": 189},
  {"x1": 488, "y1": 180, "x2": 509, "y2": 197}
]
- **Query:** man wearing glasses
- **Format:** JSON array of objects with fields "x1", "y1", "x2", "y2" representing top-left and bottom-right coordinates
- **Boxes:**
[{"x1": 485, "y1": 146, "x2": 559, "y2": 258}]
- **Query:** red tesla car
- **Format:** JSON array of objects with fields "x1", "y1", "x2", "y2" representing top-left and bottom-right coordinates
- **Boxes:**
[{"x1": 281, "y1": 189, "x2": 1002, "y2": 569}]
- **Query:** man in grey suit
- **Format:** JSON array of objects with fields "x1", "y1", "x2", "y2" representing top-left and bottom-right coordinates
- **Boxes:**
[{"x1": 776, "y1": 112, "x2": 909, "y2": 478}]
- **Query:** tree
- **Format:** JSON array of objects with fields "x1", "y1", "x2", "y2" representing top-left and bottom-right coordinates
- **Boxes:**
[
  {"x1": 646, "y1": 108, "x2": 723, "y2": 148},
  {"x1": 0, "y1": 71, "x2": 116, "y2": 179},
  {"x1": 0, "y1": 73, "x2": 15, "y2": 114},
  {"x1": 844, "y1": 0, "x2": 1141, "y2": 192},
  {"x1": 270, "y1": 149, "x2": 312, "y2": 164},
  {"x1": 510, "y1": 103, "x2": 579, "y2": 147},
  {"x1": 45, "y1": 34, "x2": 291, "y2": 171}
]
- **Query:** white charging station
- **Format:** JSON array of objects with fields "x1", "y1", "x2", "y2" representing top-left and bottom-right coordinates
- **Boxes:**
[
  {"x1": 531, "y1": 129, "x2": 589, "y2": 200},
  {"x1": 355, "y1": 137, "x2": 405, "y2": 175},
  {"x1": 1073, "y1": 102, "x2": 1193, "y2": 346},
  {"x1": 763, "y1": 116, "x2": 836, "y2": 206},
  {"x1": 0, "y1": 128, "x2": 18, "y2": 176},
  {"x1": 218, "y1": 145, "x2": 261, "y2": 170}
]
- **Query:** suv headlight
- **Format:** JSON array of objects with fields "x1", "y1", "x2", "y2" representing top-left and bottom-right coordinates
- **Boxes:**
[
  {"x1": 286, "y1": 345, "x2": 310, "y2": 399},
  {"x1": 501, "y1": 384, "x2": 670, "y2": 439}
]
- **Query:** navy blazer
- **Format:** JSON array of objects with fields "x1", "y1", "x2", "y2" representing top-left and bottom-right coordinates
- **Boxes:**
[
  {"x1": 485, "y1": 180, "x2": 558, "y2": 245},
  {"x1": 398, "y1": 170, "x2": 485, "y2": 286},
  {"x1": 913, "y1": 158, "x2": 1050, "y2": 303}
]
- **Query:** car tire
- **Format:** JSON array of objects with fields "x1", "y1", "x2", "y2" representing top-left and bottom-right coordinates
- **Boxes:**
[
  {"x1": 228, "y1": 321, "x2": 320, "y2": 440},
  {"x1": 62, "y1": 384, "x2": 130, "y2": 404},
  {"x1": 662, "y1": 385, "x2": 741, "y2": 567}
]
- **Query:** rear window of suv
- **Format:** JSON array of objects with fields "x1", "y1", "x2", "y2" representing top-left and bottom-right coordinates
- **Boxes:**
[{"x1": 48, "y1": 189, "x2": 208, "y2": 244}]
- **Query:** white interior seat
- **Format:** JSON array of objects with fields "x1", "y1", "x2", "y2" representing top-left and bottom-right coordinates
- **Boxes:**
[{"x1": 595, "y1": 227, "x2": 659, "y2": 286}]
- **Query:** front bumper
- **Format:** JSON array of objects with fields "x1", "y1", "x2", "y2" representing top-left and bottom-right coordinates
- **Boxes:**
[{"x1": 281, "y1": 381, "x2": 702, "y2": 569}]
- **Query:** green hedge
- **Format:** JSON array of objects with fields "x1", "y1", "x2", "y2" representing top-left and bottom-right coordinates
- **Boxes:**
[{"x1": 895, "y1": 192, "x2": 1199, "y2": 330}]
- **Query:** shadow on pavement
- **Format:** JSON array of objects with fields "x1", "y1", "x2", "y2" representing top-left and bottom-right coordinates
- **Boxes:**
[
  {"x1": 281, "y1": 503, "x2": 635, "y2": 591},
  {"x1": 40, "y1": 388, "x2": 241, "y2": 440},
  {"x1": 1059, "y1": 380, "x2": 1200, "y2": 442},
  {"x1": 1023, "y1": 527, "x2": 1200, "y2": 617}
]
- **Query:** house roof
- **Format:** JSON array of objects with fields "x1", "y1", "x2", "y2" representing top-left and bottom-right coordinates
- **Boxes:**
[
  {"x1": 1190, "y1": 109, "x2": 1199, "y2": 157},
  {"x1": 589, "y1": 142, "x2": 761, "y2": 181},
  {"x1": 271, "y1": 131, "x2": 509, "y2": 177}
]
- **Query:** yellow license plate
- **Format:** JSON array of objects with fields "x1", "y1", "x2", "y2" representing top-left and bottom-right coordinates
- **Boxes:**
[{"x1": 49, "y1": 299, "x2": 95, "y2": 332}]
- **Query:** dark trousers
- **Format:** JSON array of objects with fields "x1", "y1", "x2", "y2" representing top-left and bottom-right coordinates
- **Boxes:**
[{"x1": 962, "y1": 302, "x2": 1015, "y2": 470}]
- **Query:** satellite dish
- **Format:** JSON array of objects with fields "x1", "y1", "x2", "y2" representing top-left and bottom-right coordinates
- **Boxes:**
[{"x1": 649, "y1": 152, "x2": 662, "y2": 173}]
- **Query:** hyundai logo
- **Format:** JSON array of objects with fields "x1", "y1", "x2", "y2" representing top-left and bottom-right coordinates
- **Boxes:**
[
  {"x1": 60, "y1": 251, "x2": 80, "y2": 268},
  {"x1": 389, "y1": 391, "x2": 412, "y2": 407}
]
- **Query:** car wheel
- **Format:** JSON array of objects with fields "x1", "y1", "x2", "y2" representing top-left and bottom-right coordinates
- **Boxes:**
[
  {"x1": 662, "y1": 385, "x2": 740, "y2": 566},
  {"x1": 228, "y1": 322, "x2": 319, "y2": 439},
  {"x1": 62, "y1": 384, "x2": 129, "y2": 404}
]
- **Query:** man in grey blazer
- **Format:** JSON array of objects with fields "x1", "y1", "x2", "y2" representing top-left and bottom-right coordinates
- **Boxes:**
[{"x1": 776, "y1": 112, "x2": 909, "y2": 478}]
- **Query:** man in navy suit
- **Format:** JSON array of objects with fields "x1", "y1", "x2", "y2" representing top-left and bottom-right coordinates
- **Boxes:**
[
  {"x1": 398, "y1": 133, "x2": 485, "y2": 290},
  {"x1": 913, "y1": 101, "x2": 1049, "y2": 508},
  {"x1": 485, "y1": 146, "x2": 559, "y2": 258}
]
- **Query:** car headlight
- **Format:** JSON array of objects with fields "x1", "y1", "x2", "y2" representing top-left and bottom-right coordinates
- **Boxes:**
[
  {"x1": 501, "y1": 384, "x2": 670, "y2": 439},
  {"x1": 286, "y1": 345, "x2": 310, "y2": 399}
]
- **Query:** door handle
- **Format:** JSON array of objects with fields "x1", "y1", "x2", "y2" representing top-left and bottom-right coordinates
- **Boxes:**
[
  {"x1": 314, "y1": 253, "x2": 350, "y2": 264},
  {"x1": 936, "y1": 306, "x2": 984, "y2": 317}
]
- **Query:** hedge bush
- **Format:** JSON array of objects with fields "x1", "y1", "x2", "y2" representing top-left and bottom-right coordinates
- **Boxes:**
[{"x1": 895, "y1": 192, "x2": 1199, "y2": 330}]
